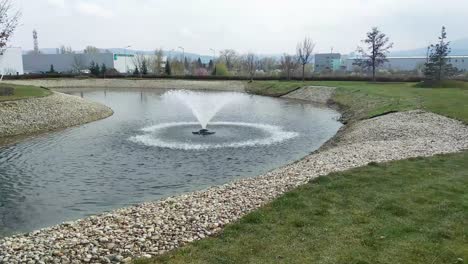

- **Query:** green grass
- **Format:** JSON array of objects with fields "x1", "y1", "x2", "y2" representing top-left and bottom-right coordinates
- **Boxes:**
[
  {"x1": 0, "y1": 83, "x2": 51, "y2": 102},
  {"x1": 137, "y1": 152, "x2": 468, "y2": 264},
  {"x1": 246, "y1": 81, "x2": 468, "y2": 123}
]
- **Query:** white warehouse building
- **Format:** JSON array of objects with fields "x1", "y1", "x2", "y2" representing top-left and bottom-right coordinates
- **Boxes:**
[
  {"x1": 346, "y1": 56, "x2": 468, "y2": 72},
  {"x1": 0, "y1": 47, "x2": 24, "y2": 76}
]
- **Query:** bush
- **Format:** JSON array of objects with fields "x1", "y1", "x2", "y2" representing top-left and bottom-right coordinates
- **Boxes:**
[{"x1": 213, "y1": 63, "x2": 229, "y2": 76}]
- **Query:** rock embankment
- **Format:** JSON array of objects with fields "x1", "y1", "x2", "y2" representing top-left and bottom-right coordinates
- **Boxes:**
[
  {"x1": 282, "y1": 86, "x2": 336, "y2": 104},
  {"x1": 3, "y1": 79, "x2": 246, "y2": 92},
  {"x1": 1, "y1": 109, "x2": 467, "y2": 263},
  {"x1": 0, "y1": 92, "x2": 113, "y2": 138}
]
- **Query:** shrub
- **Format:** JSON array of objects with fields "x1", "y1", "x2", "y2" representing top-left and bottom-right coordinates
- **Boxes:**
[{"x1": 213, "y1": 63, "x2": 229, "y2": 76}]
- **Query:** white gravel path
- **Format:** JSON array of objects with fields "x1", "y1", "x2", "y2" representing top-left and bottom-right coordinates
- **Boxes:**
[
  {"x1": 1, "y1": 107, "x2": 467, "y2": 263},
  {"x1": 0, "y1": 92, "x2": 113, "y2": 138}
]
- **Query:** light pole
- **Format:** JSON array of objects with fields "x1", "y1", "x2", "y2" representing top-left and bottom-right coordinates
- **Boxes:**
[
  {"x1": 124, "y1": 45, "x2": 131, "y2": 74},
  {"x1": 178, "y1": 46, "x2": 185, "y2": 73},
  {"x1": 209, "y1": 48, "x2": 216, "y2": 63}
]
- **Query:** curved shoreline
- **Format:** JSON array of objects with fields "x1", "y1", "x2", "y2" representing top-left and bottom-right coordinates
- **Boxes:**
[
  {"x1": 0, "y1": 91, "x2": 113, "y2": 140},
  {"x1": 1, "y1": 86, "x2": 467, "y2": 263}
]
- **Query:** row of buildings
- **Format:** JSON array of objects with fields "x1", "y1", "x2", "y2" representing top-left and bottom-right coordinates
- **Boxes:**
[{"x1": 0, "y1": 47, "x2": 467, "y2": 76}]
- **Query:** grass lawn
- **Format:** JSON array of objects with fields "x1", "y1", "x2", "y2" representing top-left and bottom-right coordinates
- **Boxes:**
[
  {"x1": 0, "y1": 83, "x2": 51, "y2": 102},
  {"x1": 136, "y1": 80, "x2": 468, "y2": 263},
  {"x1": 246, "y1": 81, "x2": 468, "y2": 123},
  {"x1": 138, "y1": 152, "x2": 468, "y2": 264}
]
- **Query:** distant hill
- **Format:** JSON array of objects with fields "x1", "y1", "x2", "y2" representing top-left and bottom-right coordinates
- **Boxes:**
[{"x1": 390, "y1": 38, "x2": 468, "y2": 57}]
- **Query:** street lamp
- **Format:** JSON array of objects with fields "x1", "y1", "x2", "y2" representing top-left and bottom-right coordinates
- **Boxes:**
[
  {"x1": 124, "y1": 45, "x2": 132, "y2": 74},
  {"x1": 178, "y1": 46, "x2": 185, "y2": 73},
  {"x1": 209, "y1": 48, "x2": 216, "y2": 62}
]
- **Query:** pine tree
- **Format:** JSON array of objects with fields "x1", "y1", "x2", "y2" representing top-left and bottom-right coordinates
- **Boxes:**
[
  {"x1": 133, "y1": 66, "x2": 140, "y2": 75},
  {"x1": 165, "y1": 60, "x2": 171, "y2": 76},
  {"x1": 100, "y1": 64, "x2": 107, "y2": 77},
  {"x1": 197, "y1": 57, "x2": 203, "y2": 68},
  {"x1": 48, "y1": 64, "x2": 56, "y2": 74},
  {"x1": 141, "y1": 60, "x2": 148, "y2": 75},
  {"x1": 208, "y1": 59, "x2": 214, "y2": 71},
  {"x1": 89, "y1": 61, "x2": 101, "y2": 76},
  {"x1": 424, "y1": 26, "x2": 459, "y2": 81}
]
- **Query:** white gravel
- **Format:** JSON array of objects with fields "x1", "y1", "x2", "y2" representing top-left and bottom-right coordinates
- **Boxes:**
[{"x1": 0, "y1": 92, "x2": 113, "y2": 138}]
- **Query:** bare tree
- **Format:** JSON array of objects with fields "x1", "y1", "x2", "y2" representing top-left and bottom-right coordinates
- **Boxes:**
[
  {"x1": 0, "y1": 0, "x2": 20, "y2": 52},
  {"x1": 150, "y1": 48, "x2": 164, "y2": 75},
  {"x1": 354, "y1": 27, "x2": 393, "y2": 81},
  {"x1": 219, "y1": 49, "x2": 238, "y2": 70},
  {"x1": 280, "y1": 54, "x2": 298, "y2": 80},
  {"x1": 71, "y1": 55, "x2": 85, "y2": 74},
  {"x1": 296, "y1": 37, "x2": 315, "y2": 81},
  {"x1": 244, "y1": 53, "x2": 258, "y2": 82},
  {"x1": 132, "y1": 53, "x2": 148, "y2": 77},
  {"x1": 59, "y1": 45, "x2": 74, "y2": 54},
  {"x1": 83, "y1": 46, "x2": 100, "y2": 54}
]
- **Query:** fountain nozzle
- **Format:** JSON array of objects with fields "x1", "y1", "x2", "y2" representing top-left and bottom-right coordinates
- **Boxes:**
[{"x1": 192, "y1": 129, "x2": 216, "y2": 136}]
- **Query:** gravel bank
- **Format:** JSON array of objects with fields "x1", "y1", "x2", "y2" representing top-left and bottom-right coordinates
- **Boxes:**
[
  {"x1": 3, "y1": 79, "x2": 246, "y2": 92},
  {"x1": 282, "y1": 86, "x2": 336, "y2": 104},
  {"x1": 1, "y1": 107, "x2": 467, "y2": 263},
  {"x1": 0, "y1": 92, "x2": 113, "y2": 138}
]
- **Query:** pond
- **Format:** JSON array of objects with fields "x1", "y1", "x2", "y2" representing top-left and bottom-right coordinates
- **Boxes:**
[{"x1": 0, "y1": 88, "x2": 342, "y2": 236}]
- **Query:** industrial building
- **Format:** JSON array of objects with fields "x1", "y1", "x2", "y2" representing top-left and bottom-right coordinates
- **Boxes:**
[
  {"x1": 314, "y1": 53, "x2": 342, "y2": 72},
  {"x1": 23, "y1": 53, "x2": 165, "y2": 74},
  {"x1": 346, "y1": 56, "x2": 468, "y2": 72},
  {"x1": 0, "y1": 47, "x2": 24, "y2": 76}
]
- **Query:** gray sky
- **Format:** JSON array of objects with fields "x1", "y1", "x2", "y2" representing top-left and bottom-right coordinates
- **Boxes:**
[{"x1": 10, "y1": 0, "x2": 468, "y2": 55}]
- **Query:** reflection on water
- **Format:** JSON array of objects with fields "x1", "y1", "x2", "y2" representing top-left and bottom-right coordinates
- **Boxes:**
[{"x1": 0, "y1": 88, "x2": 342, "y2": 236}]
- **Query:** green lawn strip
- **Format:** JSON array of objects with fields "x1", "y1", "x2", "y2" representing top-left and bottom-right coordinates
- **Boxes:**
[
  {"x1": 138, "y1": 152, "x2": 468, "y2": 264},
  {"x1": 0, "y1": 83, "x2": 51, "y2": 102},
  {"x1": 246, "y1": 81, "x2": 468, "y2": 123}
]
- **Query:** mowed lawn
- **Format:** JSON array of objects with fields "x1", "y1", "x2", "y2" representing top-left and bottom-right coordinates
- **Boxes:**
[
  {"x1": 246, "y1": 81, "x2": 468, "y2": 123},
  {"x1": 137, "y1": 81, "x2": 468, "y2": 264},
  {"x1": 0, "y1": 83, "x2": 51, "y2": 102},
  {"x1": 139, "y1": 152, "x2": 468, "y2": 264}
]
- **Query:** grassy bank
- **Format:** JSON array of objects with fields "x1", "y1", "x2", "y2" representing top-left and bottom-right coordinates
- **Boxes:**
[
  {"x1": 246, "y1": 81, "x2": 468, "y2": 123},
  {"x1": 0, "y1": 83, "x2": 51, "y2": 102},
  {"x1": 138, "y1": 152, "x2": 468, "y2": 264}
]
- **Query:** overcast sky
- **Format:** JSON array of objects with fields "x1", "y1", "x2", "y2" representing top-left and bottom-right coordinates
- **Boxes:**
[{"x1": 9, "y1": 0, "x2": 468, "y2": 55}]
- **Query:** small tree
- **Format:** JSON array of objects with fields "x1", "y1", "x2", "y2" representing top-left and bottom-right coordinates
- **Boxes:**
[
  {"x1": 213, "y1": 63, "x2": 229, "y2": 76},
  {"x1": 165, "y1": 60, "x2": 171, "y2": 76},
  {"x1": 48, "y1": 64, "x2": 56, "y2": 74},
  {"x1": 424, "y1": 26, "x2": 458, "y2": 81},
  {"x1": 355, "y1": 27, "x2": 393, "y2": 81},
  {"x1": 208, "y1": 59, "x2": 214, "y2": 71},
  {"x1": 197, "y1": 57, "x2": 203, "y2": 68},
  {"x1": 133, "y1": 67, "x2": 139, "y2": 75},
  {"x1": 141, "y1": 60, "x2": 148, "y2": 75},
  {"x1": 296, "y1": 37, "x2": 315, "y2": 81},
  {"x1": 244, "y1": 53, "x2": 258, "y2": 82},
  {"x1": 100, "y1": 63, "x2": 107, "y2": 77},
  {"x1": 89, "y1": 61, "x2": 100, "y2": 76}
]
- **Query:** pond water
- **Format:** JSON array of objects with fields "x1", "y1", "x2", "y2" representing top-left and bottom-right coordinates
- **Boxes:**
[{"x1": 0, "y1": 88, "x2": 342, "y2": 236}]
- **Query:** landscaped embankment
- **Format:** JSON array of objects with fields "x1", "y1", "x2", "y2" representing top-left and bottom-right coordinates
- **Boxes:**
[
  {"x1": 3, "y1": 79, "x2": 246, "y2": 92},
  {"x1": 1, "y1": 84, "x2": 467, "y2": 264},
  {"x1": 282, "y1": 86, "x2": 336, "y2": 104},
  {"x1": 0, "y1": 91, "x2": 113, "y2": 138}
]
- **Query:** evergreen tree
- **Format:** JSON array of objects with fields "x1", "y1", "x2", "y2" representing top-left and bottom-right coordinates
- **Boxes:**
[
  {"x1": 89, "y1": 61, "x2": 100, "y2": 76},
  {"x1": 48, "y1": 64, "x2": 56, "y2": 74},
  {"x1": 100, "y1": 64, "x2": 107, "y2": 77},
  {"x1": 133, "y1": 66, "x2": 140, "y2": 75},
  {"x1": 208, "y1": 59, "x2": 214, "y2": 71},
  {"x1": 197, "y1": 57, "x2": 203, "y2": 68},
  {"x1": 141, "y1": 60, "x2": 148, "y2": 75},
  {"x1": 184, "y1": 57, "x2": 189, "y2": 72},
  {"x1": 165, "y1": 60, "x2": 171, "y2": 76},
  {"x1": 424, "y1": 26, "x2": 459, "y2": 81}
]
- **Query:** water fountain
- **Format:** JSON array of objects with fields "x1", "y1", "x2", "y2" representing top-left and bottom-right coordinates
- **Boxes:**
[{"x1": 162, "y1": 90, "x2": 244, "y2": 135}]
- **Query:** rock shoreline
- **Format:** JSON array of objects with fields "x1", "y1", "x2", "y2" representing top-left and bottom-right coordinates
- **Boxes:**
[
  {"x1": 1, "y1": 87, "x2": 468, "y2": 263},
  {"x1": 0, "y1": 92, "x2": 113, "y2": 139}
]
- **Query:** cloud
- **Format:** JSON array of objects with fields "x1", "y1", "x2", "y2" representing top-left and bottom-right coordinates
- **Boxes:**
[{"x1": 74, "y1": 2, "x2": 114, "y2": 18}]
